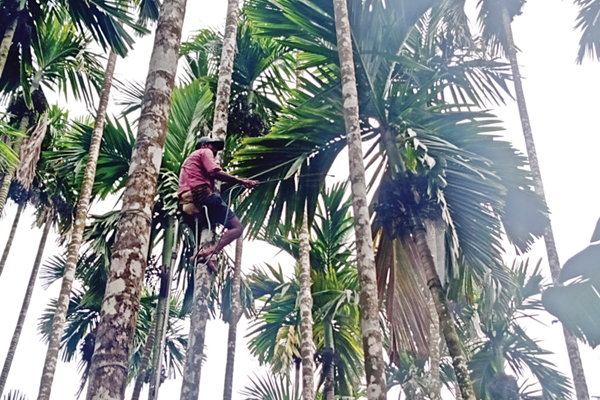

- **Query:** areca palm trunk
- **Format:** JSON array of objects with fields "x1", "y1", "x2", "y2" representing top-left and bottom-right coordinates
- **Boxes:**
[
  {"x1": 131, "y1": 315, "x2": 157, "y2": 400},
  {"x1": 0, "y1": 11, "x2": 18, "y2": 79},
  {"x1": 180, "y1": 234, "x2": 212, "y2": 400},
  {"x1": 298, "y1": 207, "x2": 315, "y2": 400},
  {"x1": 501, "y1": 7, "x2": 590, "y2": 400},
  {"x1": 180, "y1": 0, "x2": 239, "y2": 397},
  {"x1": 0, "y1": 215, "x2": 51, "y2": 397},
  {"x1": 37, "y1": 50, "x2": 118, "y2": 400},
  {"x1": 149, "y1": 217, "x2": 179, "y2": 400},
  {"x1": 294, "y1": 359, "x2": 301, "y2": 399},
  {"x1": 427, "y1": 298, "x2": 442, "y2": 400},
  {"x1": 211, "y1": 0, "x2": 239, "y2": 142},
  {"x1": 411, "y1": 216, "x2": 476, "y2": 400},
  {"x1": 0, "y1": 202, "x2": 24, "y2": 278},
  {"x1": 83, "y1": 0, "x2": 187, "y2": 395},
  {"x1": 322, "y1": 317, "x2": 335, "y2": 400},
  {"x1": 332, "y1": 0, "x2": 387, "y2": 398},
  {"x1": 222, "y1": 238, "x2": 243, "y2": 400}
]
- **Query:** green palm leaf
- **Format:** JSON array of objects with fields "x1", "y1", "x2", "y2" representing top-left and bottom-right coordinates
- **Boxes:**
[{"x1": 44, "y1": 117, "x2": 134, "y2": 200}]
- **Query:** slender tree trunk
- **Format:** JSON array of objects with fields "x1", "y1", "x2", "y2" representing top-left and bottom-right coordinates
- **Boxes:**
[
  {"x1": 0, "y1": 217, "x2": 51, "y2": 397},
  {"x1": 180, "y1": 0, "x2": 238, "y2": 397},
  {"x1": 427, "y1": 297, "x2": 441, "y2": 400},
  {"x1": 211, "y1": 0, "x2": 239, "y2": 143},
  {"x1": 501, "y1": 7, "x2": 590, "y2": 400},
  {"x1": 0, "y1": 12, "x2": 18, "y2": 79},
  {"x1": 411, "y1": 217, "x2": 476, "y2": 400},
  {"x1": 332, "y1": 1, "x2": 386, "y2": 398},
  {"x1": 148, "y1": 218, "x2": 179, "y2": 400},
  {"x1": 0, "y1": 202, "x2": 24, "y2": 278},
  {"x1": 454, "y1": 381, "x2": 463, "y2": 400},
  {"x1": 0, "y1": 116, "x2": 30, "y2": 216},
  {"x1": 180, "y1": 232, "x2": 213, "y2": 400},
  {"x1": 298, "y1": 206, "x2": 315, "y2": 400},
  {"x1": 83, "y1": 0, "x2": 187, "y2": 395},
  {"x1": 222, "y1": 238, "x2": 243, "y2": 400},
  {"x1": 131, "y1": 316, "x2": 157, "y2": 400},
  {"x1": 294, "y1": 360, "x2": 301, "y2": 400},
  {"x1": 322, "y1": 317, "x2": 335, "y2": 400},
  {"x1": 323, "y1": 358, "x2": 335, "y2": 400},
  {"x1": 37, "y1": 50, "x2": 118, "y2": 400}
]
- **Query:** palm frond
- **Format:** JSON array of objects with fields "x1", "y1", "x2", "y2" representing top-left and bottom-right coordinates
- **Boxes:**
[
  {"x1": 476, "y1": 0, "x2": 526, "y2": 58},
  {"x1": 43, "y1": 116, "x2": 134, "y2": 200},
  {"x1": 61, "y1": 0, "x2": 147, "y2": 56},
  {"x1": 2, "y1": 390, "x2": 28, "y2": 400},
  {"x1": 0, "y1": 118, "x2": 22, "y2": 171},
  {"x1": 241, "y1": 372, "x2": 299, "y2": 400},
  {"x1": 542, "y1": 219, "x2": 600, "y2": 348},
  {"x1": 574, "y1": 0, "x2": 600, "y2": 63}
]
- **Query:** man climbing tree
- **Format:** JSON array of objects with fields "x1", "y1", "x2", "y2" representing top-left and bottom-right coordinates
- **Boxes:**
[{"x1": 178, "y1": 136, "x2": 258, "y2": 272}]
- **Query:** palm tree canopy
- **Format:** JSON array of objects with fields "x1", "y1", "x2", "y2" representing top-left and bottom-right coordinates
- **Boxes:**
[
  {"x1": 232, "y1": 0, "x2": 548, "y2": 360},
  {"x1": 1, "y1": 10, "x2": 105, "y2": 109},
  {"x1": 235, "y1": 0, "x2": 519, "y2": 238},
  {"x1": 0, "y1": 0, "x2": 144, "y2": 67},
  {"x1": 476, "y1": 0, "x2": 527, "y2": 57},
  {"x1": 464, "y1": 261, "x2": 572, "y2": 400},
  {"x1": 247, "y1": 184, "x2": 364, "y2": 397}
]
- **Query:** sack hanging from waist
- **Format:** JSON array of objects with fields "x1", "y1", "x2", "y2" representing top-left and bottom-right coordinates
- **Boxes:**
[{"x1": 179, "y1": 185, "x2": 213, "y2": 216}]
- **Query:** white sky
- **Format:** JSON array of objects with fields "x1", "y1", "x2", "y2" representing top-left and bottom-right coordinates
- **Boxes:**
[{"x1": 1, "y1": 0, "x2": 599, "y2": 399}]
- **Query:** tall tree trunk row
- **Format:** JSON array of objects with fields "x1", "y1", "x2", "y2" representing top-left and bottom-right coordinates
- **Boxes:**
[
  {"x1": 0, "y1": 202, "x2": 24, "y2": 278},
  {"x1": 222, "y1": 238, "x2": 244, "y2": 400},
  {"x1": 331, "y1": 0, "x2": 387, "y2": 398},
  {"x1": 298, "y1": 208, "x2": 315, "y2": 400},
  {"x1": 84, "y1": 0, "x2": 187, "y2": 395},
  {"x1": 131, "y1": 315, "x2": 158, "y2": 400},
  {"x1": 0, "y1": 216, "x2": 51, "y2": 398},
  {"x1": 37, "y1": 50, "x2": 118, "y2": 400},
  {"x1": 412, "y1": 219, "x2": 476, "y2": 400},
  {"x1": 501, "y1": 7, "x2": 589, "y2": 400}
]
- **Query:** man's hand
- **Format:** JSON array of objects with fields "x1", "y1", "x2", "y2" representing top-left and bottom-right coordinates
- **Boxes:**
[{"x1": 239, "y1": 177, "x2": 259, "y2": 189}]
